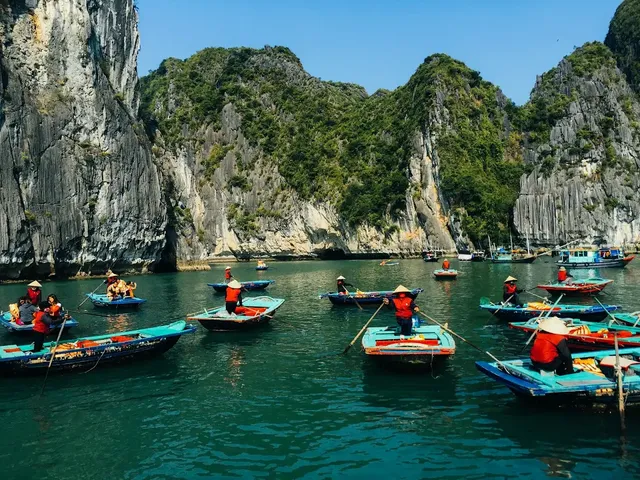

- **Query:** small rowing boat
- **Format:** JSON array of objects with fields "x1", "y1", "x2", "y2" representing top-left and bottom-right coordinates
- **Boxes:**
[
  {"x1": 610, "y1": 311, "x2": 640, "y2": 327},
  {"x1": 0, "y1": 320, "x2": 195, "y2": 376},
  {"x1": 476, "y1": 347, "x2": 640, "y2": 406},
  {"x1": 85, "y1": 293, "x2": 146, "y2": 309},
  {"x1": 433, "y1": 269, "x2": 458, "y2": 280},
  {"x1": 509, "y1": 317, "x2": 640, "y2": 351},
  {"x1": 478, "y1": 298, "x2": 620, "y2": 321},
  {"x1": 207, "y1": 280, "x2": 275, "y2": 292},
  {"x1": 362, "y1": 325, "x2": 455, "y2": 368},
  {"x1": 0, "y1": 311, "x2": 78, "y2": 334},
  {"x1": 537, "y1": 278, "x2": 613, "y2": 296},
  {"x1": 187, "y1": 296, "x2": 285, "y2": 331},
  {"x1": 319, "y1": 288, "x2": 424, "y2": 306}
]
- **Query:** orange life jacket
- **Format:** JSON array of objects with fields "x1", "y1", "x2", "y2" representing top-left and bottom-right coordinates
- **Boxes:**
[
  {"x1": 504, "y1": 283, "x2": 518, "y2": 295},
  {"x1": 558, "y1": 270, "x2": 567, "y2": 282},
  {"x1": 225, "y1": 287, "x2": 241, "y2": 302},
  {"x1": 392, "y1": 295, "x2": 414, "y2": 319},
  {"x1": 48, "y1": 303, "x2": 62, "y2": 318},
  {"x1": 530, "y1": 333, "x2": 564, "y2": 364},
  {"x1": 32, "y1": 311, "x2": 49, "y2": 334},
  {"x1": 442, "y1": 259, "x2": 450, "y2": 270}
]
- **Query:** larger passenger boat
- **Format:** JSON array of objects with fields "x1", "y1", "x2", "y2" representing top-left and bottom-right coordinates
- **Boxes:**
[{"x1": 557, "y1": 246, "x2": 634, "y2": 269}]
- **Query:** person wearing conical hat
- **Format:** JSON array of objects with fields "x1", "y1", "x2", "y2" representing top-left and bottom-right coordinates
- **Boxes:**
[
  {"x1": 503, "y1": 276, "x2": 523, "y2": 306},
  {"x1": 383, "y1": 285, "x2": 419, "y2": 336},
  {"x1": 225, "y1": 279, "x2": 243, "y2": 314},
  {"x1": 530, "y1": 317, "x2": 573, "y2": 375},
  {"x1": 224, "y1": 266, "x2": 233, "y2": 283},
  {"x1": 26, "y1": 281, "x2": 42, "y2": 306},
  {"x1": 336, "y1": 276, "x2": 355, "y2": 295},
  {"x1": 105, "y1": 271, "x2": 119, "y2": 287}
]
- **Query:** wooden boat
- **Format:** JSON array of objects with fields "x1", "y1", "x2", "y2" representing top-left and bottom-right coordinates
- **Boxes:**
[
  {"x1": 187, "y1": 296, "x2": 285, "y2": 331},
  {"x1": 380, "y1": 261, "x2": 399, "y2": 266},
  {"x1": 422, "y1": 251, "x2": 438, "y2": 262},
  {"x1": 509, "y1": 318, "x2": 640, "y2": 351},
  {"x1": 207, "y1": 280, "x2": 275, "y2": 292},
  {"x1": 536, "y1": 278, "x2": 612, "y2": 296},
  {"x1": 471, "y1": 251, "x2": 486, "y2": 262},
  {"x1": 255, "y1": 265, "x2": 269, "y2": 271},
  {"x1": 457, "y1": 252, "x2": 473, "y2": 261},
  {"x1": 362, "y1": 325, "x2": 455, "y2": 368},
  {"x1": 490, "y1": 247, "x2": 537, "y2": 264},
  {"x1": 0, "y1": 311, "x2": 79, "y2": 334},
  {"x1": 478, "y1": 298, "x2": 620, "y2": 321},
  {"x1": 476, "y1": 348, "x2": 640, "y2": 406},
  {"x1": 0, "y1": 320, "x2": 195, "y2": 376},
  {"x1": 86, "y1": 293, "x2": 146, "y2": 309},
  {"x1": 433, "y1": 269, "x2": 458, "y2": 280},
  {"x1": 319, "y1": 288, "x2": 424, "y2": 306},
  {"x1": 610, "y1": 311, "x2": 640, "y2": 327},
  {"x1": 557, "y1": 246, "x2": 634, "y2": 269}
]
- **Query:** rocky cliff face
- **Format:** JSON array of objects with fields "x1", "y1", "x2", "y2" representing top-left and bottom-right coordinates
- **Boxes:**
[
  {"x1": 0, "y1": 0, "x2": 166, "y2": 279},
  {"x1": 514, "y1": 42, "x2": 640, "y2": 246}
]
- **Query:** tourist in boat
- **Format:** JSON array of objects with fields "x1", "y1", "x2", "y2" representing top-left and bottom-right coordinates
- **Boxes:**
[
  {"x1": 225, "y1": 280, "x2": 243, "y2": 314},
  {"x1": 125, "y1": 281, "x2": 137, "y2": 298},
  {"x1": 257, "y1": 260, "x2": 266, "y2": 268},
  {"x1": 379, "y1": 260, "x2": 387, "y2": 266},
  {"x1": 26, "y1": 281, "x2": 42, "y2": 306},
  {"x1": 46, "y1": 294, "x2": 63, "y2": 319},
  {"x1": 383, "y1": 285, "x2": 419, "y2": 336},
  {"x1": 530, "y1": 317, "x2": 573, "y2": 375},
  {"x1": 107, "y1": 274, "x2": 125, "y2": 300},
  {"x1": 503, "y1": 276, "x2": 523, "y2": 306},
  {"x1": 442, "y1": 258, "x2": 451, "y2": 270},
  {"x1": 557, "y1": 267, "x2": 572, "y2": 284},
  {"x1": 336, "y1": 276, "x2": 355, "y2": 294},
  {"x1": 225, "y1": 266, "x2": 233, "y2": 283},
  {"x1": 32, "y1": 301, "x2": 69, "y2": 353},
  {"x1": 18, "y1": 296, "x2": 37, "y2": 325}
]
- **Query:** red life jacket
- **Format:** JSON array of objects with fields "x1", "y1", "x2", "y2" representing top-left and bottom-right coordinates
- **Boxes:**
[
  {"x1": 504, "y1": 283, "x2": 517, "y2": 295},
  {"x1": 442, "y1": 259, "x2": 450, "y2": 270},
  {"x1": 32, "y1": 311, "x2": 49, "y2": 334},
  {"x1": 225, "y1": 271, "x2": 232, "y2": 280},
  {"x1": 27, "y1": 288, "x2": 41, "y2": 305},
  {"x1": 48, "y1": 303, "x2": 62, "y2": 318},
  {"x1": 392, "y1": 295, "x2": 414, "y2": 319},
  {"x1": 530, "y1": 333, "x2": 564, "y2": 364},
  {"x1": 225, "y1": 287, "x2": 241, "y2": 302},
  {"x1": 558, "y1": 270, "x2": 567, "y2": 282}
]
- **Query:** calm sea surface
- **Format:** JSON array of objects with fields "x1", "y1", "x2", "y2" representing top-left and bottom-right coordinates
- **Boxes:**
[{"x1": 1, "y1": 259, "x2": 640, "y2": 479}]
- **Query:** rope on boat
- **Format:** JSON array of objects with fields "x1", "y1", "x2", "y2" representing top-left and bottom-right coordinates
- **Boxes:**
[{"x1": 82, "y1": 348, "x2": 107, "y2": 374}]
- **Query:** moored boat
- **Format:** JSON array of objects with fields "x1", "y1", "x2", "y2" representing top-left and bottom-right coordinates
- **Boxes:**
[
  {"x1": 610, "y1": 311, "x2": 640, "y2": 327},
  {"x1": 557, "y1": 246, "x2": 634, "y2": 269},
  {"x1": 490, "y1": 247, "x2": 537, "y2": 264},
  {"x1": 255, "y1": 265, "x2": 269, "y2": 271},
  {"x1": 362, "y1": 325, "x2": 455, "y2": 368},
  {"x1": 319, "y1": 288, "x2": 424, "y2": 306},
  {"x1": 479, "y1": 298, "x2": 620, "y2": 321},
  {"x1": 457, "y1": 251, "x2": 473, "y2": 261},
  {"x1": 0, "y1": 311, "x2": 79, "y2": 334},
  {"x1": 536, "y1": 278, "x2": 612, "y2": 296},
  {"x1": 187, "y1": 296, "x2": 285, "y2": 331},
  {"x1": 476, "y1": 348, "x2": 640, "y2": 406},
  {"x1": 208, "y1": 280, "x2": 275, "y2": 292},
  {"x1": 509, "y1": 317, "x2": 640, "y2": 351},
  {"x1": 471, "y1": 251, "x2": 486, "y2": 262},
  {"x1": 0, "y1": 320, "x2": 195, "y2": 376},
  {"x1": 86, "y1": 293, "x2": 146, "y2": 309},
  {"x1": 422, "y1": 250, "x2": 438, "y2": 262},
  {"x1": 433, "y1": 269, "x2": 458, "y2": 280}
]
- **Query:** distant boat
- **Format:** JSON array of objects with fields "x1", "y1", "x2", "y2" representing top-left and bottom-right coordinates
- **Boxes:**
[
  {"x1": 0, "y1": 312, "x2": 78, "y2": 334},
  {"x1": 458, "y1": 250, "x2": 473, "y2": 261},
  {"x1": 319, "y1": 288, "x2": 424, "y2": 306},
  {"x1": 86, "y1": 294, "x2": 146, "y2": 309},
  {"x1": 208, "y1": 280, "x2": 275, "y2": 292},
  {"x1": 422, "y1": 250, "x2": 438, "y2": 262},
  {"x1": 255, "y1": 265, "x2": 269, "y2": 271},
  {"x1": 557, "y1": 246, "x2": 635, "y2": 269},
  {"x1": 490, "y1": 247, "x2": 536, "y2": 264},
  {"x1": 188, "y1": 296, "x2": 285, "y2": 331},
  {"x1": 433, "y1": 269, "x2": 458, "y2": 280},
  {"x1": 471, "y1": 251, "x2": 486, "y2": 262}
]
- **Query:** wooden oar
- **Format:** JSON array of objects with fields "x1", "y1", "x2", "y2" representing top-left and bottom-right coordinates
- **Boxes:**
[
  {"x1": 342, "y1": 303, "x2": 384, "y2": 355},
  {"x1": 490, "y1": 294, "x2": 514, "y2": 316},
  {"x1": 593, "y1": 296, "x2": 620, "y2": 327},
  {"x1": 77, "y1": 281, "x2": 105, "y2": 309},
  {"x1": 417, "y1": 311, "x2": 508, "y2": 369},
  {"x1": 520, "y1": 294, "x2": 565, "y2": 352},
  {"x1": 613, "y1": 332, "x2": 626, "y2": 433},
  {"x1": 39, "y1": 316, "x2": 68, "y2": 396},
  {"x1": 346, "y1": 288, "x2": 363, "y2": 311},
  {"x1": 68, "y1": 309, "x2": 128, "y2": 319}
]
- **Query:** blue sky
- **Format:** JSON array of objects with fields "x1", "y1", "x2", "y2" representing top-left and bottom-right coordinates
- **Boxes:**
[{"x1": 137, "y1": 0, "x2": 621, "y2": 105}]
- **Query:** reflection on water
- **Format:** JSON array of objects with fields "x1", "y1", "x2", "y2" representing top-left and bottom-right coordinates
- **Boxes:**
[{"x1": 0, "y1": 260, "x2": 639, "y2": 479}]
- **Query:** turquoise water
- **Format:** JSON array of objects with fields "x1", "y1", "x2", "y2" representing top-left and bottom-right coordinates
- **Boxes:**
[{"x1": 1, "y1": 259, "x2": 640, "y2": 479}]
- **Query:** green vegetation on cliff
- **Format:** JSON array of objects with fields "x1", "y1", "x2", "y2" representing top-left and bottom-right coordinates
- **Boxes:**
[{"x1": 606, "y1": 0, "x2": 640, "y2": 92}]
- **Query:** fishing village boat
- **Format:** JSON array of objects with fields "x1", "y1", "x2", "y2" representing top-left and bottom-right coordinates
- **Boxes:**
[
  {"x1": 457, "y1": 250, "x2": 473, "y2": 261},
  {"x1": 208, "y1": 280, "x2": 275, "y2": 292},
  {"x1": 471, "y1": 251, "x2": 486, "y2": 262},
  {"x1": 362, "y1": 325, "x2": 456, "y2": 368},
  {"x1": 0, "y1": 311, "x2": 79, "y2": 333},
  {"x1": 0, "y1": 321, "x2": 195, "y2": 376},
  {"x1": 255, "y1": 265, "x2": 269, "y2": 271},
  {"x1": 537, "y1": 278, "x2": 613, "y2": 296},
  {"x1": 476, "y1": 348, "x2": 640, "y2": 406},
  {"x1": 610, "y1": 311, "x2": 640, "y2": 327},
  {"x1": 557, "y1": 246, "x2": 634, "y2": 269},
  {"x1": 490, "y1": 247, "x2": 536, "y2": 264},
  {"x1": 422, "y1": 250, "x2": 438, "y2": 262},
  {"x1": 509, "y1": 318, "x2": 640, "y2": 351},
  {"x1": 187, "y1": 296, "x2": 285, "y2": 331},
  {"x1": 86, "y1": 293, "x2": 147, "y2": 309},
  {"x1": 319, "y1": 288, "x2": 424, "y2": 306},
  {"x1": 433, "y1": 269, "x2": 458, "y2": 280},
  {"x1": 478, "y1": 298, "x2": 620, "y2": 321}
]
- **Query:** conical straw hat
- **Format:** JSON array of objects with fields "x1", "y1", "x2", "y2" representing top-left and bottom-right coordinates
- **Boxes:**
[
  {"x1": 504, "y1": 276, "x2": 517, "y2": 283},
  {"x1": 337, "y1": 275, "x2": 345, "y2": 280},
  {"x1": 539, "y1": 317, "x2": 570, "y2": 335},
  {"x1": 108, "y1": 272, "x2": 118, "y2": 278},
  {"x1": 28, "y1": 281, "x2": 42, "y2": 288},
  {"x1": 225, "y1": 266, "x2": 231, "y2": 270},
  {"x1": 393, "y1": 285, "x2": 411, "y2": 294},
  {"x1": 228, "y1": 280, "x2": 242, "y2": 289}
]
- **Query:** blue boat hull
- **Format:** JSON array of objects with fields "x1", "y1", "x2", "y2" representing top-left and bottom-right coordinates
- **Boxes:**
[
  {"x1": 321, "y1": 289, "x2": 424, "y2": 306},
  {"x1": 478, "y1": 303, "x2": 619, "y2": 322},
  {"x1": 86, "y1": 294, "x2": 146, "y2": 309},
  {"x1": 188, "y1": 297, "x2": 285, "y2": 331},
  {"x1": 255, "y1": 266, "x2": 269, "y2": 271},
  {"x1": 208, "y1": 281, "x2": 274, "y2": 292},
  {"x1": 1, "y1": 312, "x2": 78, "y2": 334}
]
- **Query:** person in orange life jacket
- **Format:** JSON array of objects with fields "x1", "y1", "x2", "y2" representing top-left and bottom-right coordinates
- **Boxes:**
[
  {"x1": 32, "y1": 301, "x2": 68, "y2": 353},
  {"x1": 46, "y1": 294, "x2": 63, "y2": 319},
  {"x1": 557, "y1": 267, "x2": 572, "y2": 284},
  {"x1": 224, "y1": 266, "x2": 233, "y2": 283},
  {"x1": 336, "y1": 276, "x2": 355, "y2": 294},
  {"x1": 26, "y1": 280, "x2": 42, "y2": 306},
  {"x1": 442, "y1": 259, "x2": 451, "y2": 270},
  {"x1": 225, "y1": 280, "x2": 243, "y2": 314},
  {"x1": 383, "y1": 285, "x2": 419, "y2": 336},
  {"x1": 530, "y1": 317, "x2": 573, "y2": 375},
  {"x1": 503, "y1": 276, "x2": 523, "y2": 306}
]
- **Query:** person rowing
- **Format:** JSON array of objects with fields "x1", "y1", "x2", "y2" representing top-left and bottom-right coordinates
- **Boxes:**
[
  {"x1": 503, "y1": 276, "x2": 524, "y2": 306},
  {"x1": 336, "y1": 276, "x2": 355, "y2": 295},
  {"x1": 530, "y1": 317, "x2": 573, "y2": 375},
  {"x1": 383, "y1": 285, "x2": 420, "y2": 337},
  {"x1": 225, "y1": 279, "x2": 243, "y2": 315},
  {"x1": 557, "y1": 266, "x2": 572, "y2": 284},
  {"x1": 26, "y1": 281, "x2": 42, "y2": 306},
  {"x1": 442, "y1": 258, "x2": 451, "y2": 270}
]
